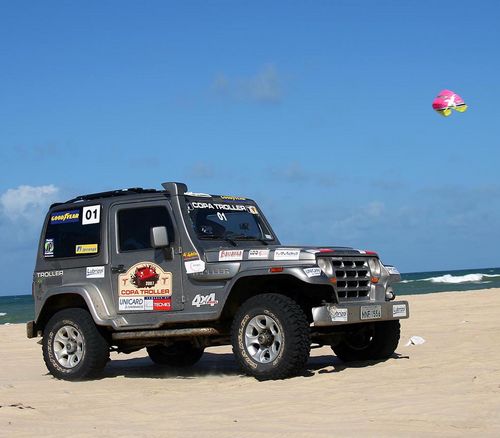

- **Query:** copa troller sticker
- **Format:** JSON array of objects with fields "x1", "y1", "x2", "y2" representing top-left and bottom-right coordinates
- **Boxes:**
[{"x1": 118, "y1": 262, "x2": 173, "y2": 311}]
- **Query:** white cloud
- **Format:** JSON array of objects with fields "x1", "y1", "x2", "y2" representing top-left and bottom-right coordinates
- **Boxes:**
[
  {"x1": 213, "y1": 64, "x2": 284, "y2": 103},
  {"x1": 0, "y1": 185, "x2": 59, "y2": 222}
]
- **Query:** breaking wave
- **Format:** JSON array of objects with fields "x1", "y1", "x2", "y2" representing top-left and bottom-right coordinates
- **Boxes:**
[
  {"x1": 0, "y1": 312, "x2": 7, "y2": 317},
  {"x1": 400, "y1": 273, "x2": 500, "y2": 284},
  {"x1": 424, "y1": 273, "x2": 499, "y2": 284}
]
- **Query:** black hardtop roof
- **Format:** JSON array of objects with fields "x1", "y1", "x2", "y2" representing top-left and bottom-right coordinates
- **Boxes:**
[
  {"x1": 49, "y1": 182, "x2": 255, "y2": 209},
  {"x1": 50, "y1": 188, "x2": 164, "y2": 208}
]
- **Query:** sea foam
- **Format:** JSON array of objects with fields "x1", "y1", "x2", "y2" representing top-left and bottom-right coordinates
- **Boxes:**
[
  {"x1": 425, "y1": 273, "x2": 498, "y2": 284},
  {"x1": 0, "y1": 312, "x2": 7, "y2": 317}
]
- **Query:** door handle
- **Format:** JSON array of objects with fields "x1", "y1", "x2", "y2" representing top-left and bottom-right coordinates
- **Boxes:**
[{"x1": 111, "y1": 265, "x2": 126, "y2": 274}]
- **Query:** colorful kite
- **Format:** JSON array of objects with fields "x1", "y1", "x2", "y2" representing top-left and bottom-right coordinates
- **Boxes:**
[{"x1": 432, "y1": 90, "x2": 467, "y2": 117}]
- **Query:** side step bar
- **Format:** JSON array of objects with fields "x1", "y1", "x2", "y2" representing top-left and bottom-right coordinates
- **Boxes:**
[{"x1": 112, "y1": 327, "x2": 221, "y2": 341}]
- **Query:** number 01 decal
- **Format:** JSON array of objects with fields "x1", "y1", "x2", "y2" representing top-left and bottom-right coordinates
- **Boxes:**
[{"x1": 82, "y1": 205, "x2": 101, "y2": 225}]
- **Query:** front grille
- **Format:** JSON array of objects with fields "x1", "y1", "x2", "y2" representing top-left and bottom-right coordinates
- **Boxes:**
[{"x1": 331, "y1": 258, "x2": 371, "y2": 300}]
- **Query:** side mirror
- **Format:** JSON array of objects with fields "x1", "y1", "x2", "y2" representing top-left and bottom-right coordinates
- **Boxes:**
[{"x1": 150, "y1": 226, "x2": 169, "y2": 248}]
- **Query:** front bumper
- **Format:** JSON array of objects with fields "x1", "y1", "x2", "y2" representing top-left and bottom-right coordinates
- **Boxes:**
[{"x1": 312, "y1": 300, "x2": 409, "y2": 327}]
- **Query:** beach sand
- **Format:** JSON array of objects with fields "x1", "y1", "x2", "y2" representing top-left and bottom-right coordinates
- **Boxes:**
[{"x1": 1, "y1": 289, "x2": 499, "y2": 437}]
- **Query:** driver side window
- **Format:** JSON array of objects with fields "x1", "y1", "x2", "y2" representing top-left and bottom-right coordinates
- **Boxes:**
[{"x1": 118, "y1": 206, "x2": 173, "y2": 252}]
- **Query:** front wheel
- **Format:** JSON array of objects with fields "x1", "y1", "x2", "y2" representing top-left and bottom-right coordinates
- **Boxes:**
[
  {"x1": 42, "y1": 308, "x2": 110, "y2": 380},
  {"x1": 332, "y1": 320, "x2": 401, "y2": 362},
  {"x1": 231, "y1": 293, "x2": 310, "y2": 381}
]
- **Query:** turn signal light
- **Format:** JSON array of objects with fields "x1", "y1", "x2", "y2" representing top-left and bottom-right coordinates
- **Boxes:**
[
  {"x1": 270, "y1": 267, "x2": 284, "y2": 273},
  {"x1": 371, "y1": 277, "x2": 379, "y2": 283},
  {"x1": 329, "y1": 278, "x2": 337, "y2": 284}
]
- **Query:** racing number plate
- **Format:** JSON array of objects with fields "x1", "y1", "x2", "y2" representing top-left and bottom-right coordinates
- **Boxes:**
[{"x1": 360, "y1": 305, "x2": 382, "y2": 320}]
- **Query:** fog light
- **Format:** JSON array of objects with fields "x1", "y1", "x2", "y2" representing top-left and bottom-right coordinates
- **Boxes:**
[{"x1": 385, "y1": 288, "x2": 395, "y2": 301}]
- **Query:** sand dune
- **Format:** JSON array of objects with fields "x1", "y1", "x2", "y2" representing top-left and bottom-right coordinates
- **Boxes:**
[{"x1": 1, "y1": 289, "x2": 500, "y2": 437}]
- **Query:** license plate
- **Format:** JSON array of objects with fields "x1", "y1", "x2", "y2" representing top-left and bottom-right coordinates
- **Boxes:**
[{"x1": 361, "y1": 305, "x2": 381, "y2": 320}]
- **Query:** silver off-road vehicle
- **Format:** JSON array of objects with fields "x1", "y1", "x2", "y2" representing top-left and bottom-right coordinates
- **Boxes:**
[{"x1": 27, "y1": 182, "x2": 409, "y2": 381}]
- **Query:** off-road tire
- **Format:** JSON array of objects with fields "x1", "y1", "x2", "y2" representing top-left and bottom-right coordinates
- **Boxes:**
[
  {"x1": 147, "y1": 342, "x2": 204, "y2": 367},
  {"x1": 333, "y1": 320, "x2": 400, "y2": 362},
  {"x1": 231, "y1": 293, "x2": 310, "y2": 381},
  {"x1": 42, "y1": 308, "x2": 109, "y2": 381}
]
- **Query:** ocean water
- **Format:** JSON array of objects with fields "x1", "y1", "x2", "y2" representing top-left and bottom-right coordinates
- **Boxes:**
[
  {"x1": 394, "y1": 267, "x2": 500, "y2": 296},
  {"x1": 1, "y1": 267, "x2": 500, "y2": 324}
]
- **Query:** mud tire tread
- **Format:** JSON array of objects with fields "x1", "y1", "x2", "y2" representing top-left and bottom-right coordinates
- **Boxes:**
[
  {"x1": 42, "y1": 308, "x2": 109, "y2": 381},
  {"x1": 231, "y1": 293, "x2": 310, "y2": 381}
]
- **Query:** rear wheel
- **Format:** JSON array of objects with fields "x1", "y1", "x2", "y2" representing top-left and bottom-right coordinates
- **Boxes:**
[
  {"x1": 332, "y1": 320, "x2": 401, "y2": 362},
  {"x1": 231, "y1": 293, "x2": 310, "y2": 381},
  {"x1": 42, "y1": 308, "x2": 109, "y2": 380},
  {"x1": 147, "y1": 341, "x2": 204, "y2": 367}
]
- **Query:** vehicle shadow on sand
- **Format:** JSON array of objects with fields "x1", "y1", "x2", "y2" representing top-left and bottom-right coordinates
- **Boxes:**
[{"x1": 100, "y1": 351, "x2": 409, "y2": 380}]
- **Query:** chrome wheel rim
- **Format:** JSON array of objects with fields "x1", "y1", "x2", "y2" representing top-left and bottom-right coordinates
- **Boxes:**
[
  {"x1": 53, "y1": 325, "x2": 84, "y2": 368},
  {"x1": 244, "y1": 314, "x2": 283, "y2": 363}
]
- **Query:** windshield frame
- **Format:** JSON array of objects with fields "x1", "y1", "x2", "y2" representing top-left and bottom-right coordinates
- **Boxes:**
[{"x1": 184, "y1": 196, "x2": 277, "y2": 244}]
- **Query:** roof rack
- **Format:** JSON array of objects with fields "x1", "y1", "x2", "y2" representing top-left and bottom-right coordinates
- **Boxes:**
[{"x1": 51, "y1": 188, "x2": 162, "y2": 208}]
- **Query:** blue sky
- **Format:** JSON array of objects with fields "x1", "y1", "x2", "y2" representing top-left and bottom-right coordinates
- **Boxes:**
[{"x1": 1, "y1": 1, "x2": 499, "y2": 295}]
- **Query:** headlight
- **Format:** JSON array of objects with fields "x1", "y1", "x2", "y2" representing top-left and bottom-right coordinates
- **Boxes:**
[
  {"x1": 317, "y1": 258, "x2": 334, "y2": 276},
  {"x1": 368, "y1": 258, "x2": 381, "y2": 277}
]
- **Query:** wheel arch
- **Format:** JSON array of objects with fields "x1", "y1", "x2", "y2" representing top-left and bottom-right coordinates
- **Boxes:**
[
  {"x1": 220, "y1": 272, "x2": 335, "y2": 325},
  {"x1": 36, "y1": 285, "x2": 113, "y2": 333}
]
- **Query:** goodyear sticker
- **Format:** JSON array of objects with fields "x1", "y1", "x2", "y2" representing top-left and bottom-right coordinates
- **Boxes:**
[
  {"x1": 50, "y1": 209, "x2": 80, "y2": 224},
  {"x1": 75, "y1": 244, "x2": 98, "y2": 255}
]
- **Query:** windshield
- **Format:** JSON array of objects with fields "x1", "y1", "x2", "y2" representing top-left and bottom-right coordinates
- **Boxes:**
[{"x1": 186, "y1": 199, "x2": 273, "y2": 241}]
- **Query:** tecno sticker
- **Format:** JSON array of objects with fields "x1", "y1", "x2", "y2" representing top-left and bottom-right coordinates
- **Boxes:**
[
  {"x1": 118, "y1": 263, "x2": 173, "y2": 311},
  {"x1": 274, "y1": 248, "x2": 301, "y2": 261},
  {"x1": 248, "y1": 249, "x2": 269, "y2": 259},
  {"x1": 185, "y1": 259, "x2": 206, "y2": 274},
  {"x1": 86, "y1": 266, "x2": 105, "y2": 278},
  {"x1": 145, "y1": 296, "x2": 172, "y2": 311},
  {"x1": 82, "y1": 205, "x2": 100, "y2": 225},
  {"x1": 392, "y1": 304, "x2": 407, "y2": 318},
  {"x1": 303, "y1": 267, "x2": 322, "y2": 278},
  {"x1": 219, "y1": 249, "x2": 244, "y2": 261},
  {"x1": 330, "y1": 307, "x2": 348, "y2": 322}
]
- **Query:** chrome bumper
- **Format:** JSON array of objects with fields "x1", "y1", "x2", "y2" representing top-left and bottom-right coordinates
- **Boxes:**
[{"x1": 311, "y1": 300, "x2": 409, "y2": 327}]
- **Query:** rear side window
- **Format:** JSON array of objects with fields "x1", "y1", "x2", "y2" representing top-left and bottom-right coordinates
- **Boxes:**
[
  {"x1": 118, "y1": 206, "x2": 173, "y2": 252},
  {"x1": 44, "y1": 205, "x2": 101, "y2": 258}
]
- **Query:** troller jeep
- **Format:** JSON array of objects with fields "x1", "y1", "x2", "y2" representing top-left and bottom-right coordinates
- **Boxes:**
[{"x1": 28, "y1": 182, "x2": 409, "y2": 381}]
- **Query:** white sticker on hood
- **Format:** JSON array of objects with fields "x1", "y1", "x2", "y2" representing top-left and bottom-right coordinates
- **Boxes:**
[
  {"x1": 274, "y1": 248, "x2": 301, "y2": 261},
  {"x1": 248, "y1": 249, "x2": 270, "y2": 259},
  {"x1": 219, "y1": 249, "x2": 244, "y2": 261}
]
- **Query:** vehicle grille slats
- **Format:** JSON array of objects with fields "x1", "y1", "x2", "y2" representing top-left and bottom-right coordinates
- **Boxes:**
[{"x1": 331, "y1": 258, "x2": 371, "y2": 300}]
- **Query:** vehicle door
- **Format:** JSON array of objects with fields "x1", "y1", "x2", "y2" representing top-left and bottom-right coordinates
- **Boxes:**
[{"x1": 109, "y1": 200, "x2": 184, "y2": 315}]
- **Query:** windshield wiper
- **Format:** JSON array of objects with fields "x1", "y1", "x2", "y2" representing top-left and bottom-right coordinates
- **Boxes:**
[
  {"x1": 199, "y1": 233, "x2": 237, "y2": 246},
  {"x1": 226, "y1": 234, "x2": 270, "y2": 245}
]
